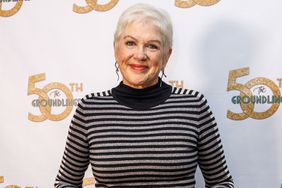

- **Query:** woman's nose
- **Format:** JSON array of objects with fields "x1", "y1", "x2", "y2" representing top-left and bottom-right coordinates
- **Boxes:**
[{"x1": 134, "y1": 46, "x2": 148, "y2": 61}]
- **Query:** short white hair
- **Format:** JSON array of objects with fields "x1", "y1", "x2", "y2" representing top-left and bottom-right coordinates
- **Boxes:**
[{"x1": 114, "y1": 3, "x2": 173, "y2": 51}]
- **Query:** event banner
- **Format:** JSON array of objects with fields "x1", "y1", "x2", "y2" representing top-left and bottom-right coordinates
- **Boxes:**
[{"x1": 1, "y1": 0, "x2": 281, "y2": 187}]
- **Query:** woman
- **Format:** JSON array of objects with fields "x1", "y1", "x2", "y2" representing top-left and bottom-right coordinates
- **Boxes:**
[{"x1": 55, "y1": 3, "x2": 234, "y2": 188}]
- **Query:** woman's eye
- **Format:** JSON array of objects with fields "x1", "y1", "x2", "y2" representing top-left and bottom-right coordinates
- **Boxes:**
[
  {"x1": 125, "y1": 41, "x2": 136, "y2": 46},
  {"x1": 147, "y1": 44, "x2": 159, "y2": 50}
]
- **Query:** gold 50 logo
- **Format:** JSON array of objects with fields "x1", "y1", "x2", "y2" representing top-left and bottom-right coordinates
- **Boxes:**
[
  {"x1": 0, "y1": 0, "x2": 220, "y2": 17},
  {"x1": 169, "y1": 80, "x2": 184, "y2": 88},
  {"x1": 28, "y1": 73, "x2": 82, "y2": 122},
  {"x1": 175, "y1": 0, "x2": 220, "y2": 8},
  {"x1": 0, "y1": 175, "x2": 36, "y2": 188},
  {"x1": 227, "y1": 67, "x2": 282, "y2": 120},
  {"x1": 0, "y1": 0, "x2": 29, "y2": 17},
  {"x1": 73, "y1": 0, "x2": 118, "y2": 13},
  {"x1": 73, "y1": 0, "x2": 220, "y2": 14}
]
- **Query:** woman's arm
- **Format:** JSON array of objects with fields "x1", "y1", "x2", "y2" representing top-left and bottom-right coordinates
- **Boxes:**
[
  {"x1": 197, "y1": 94, "x2": 234, "y2": 188},
  {"x1": 54, "y1": 99, "x2": 90, "y2": 188}
]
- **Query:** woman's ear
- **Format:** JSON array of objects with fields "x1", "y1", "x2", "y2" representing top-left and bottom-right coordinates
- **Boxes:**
[
  {"x1": 162, "y1": 48, "x2": 172, "y2": 69},
  {"x1": 113, "y1": 41, "x2": 118, "y2": 60}
]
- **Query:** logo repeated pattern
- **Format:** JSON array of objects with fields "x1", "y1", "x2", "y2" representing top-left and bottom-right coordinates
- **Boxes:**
[
  {"x1": 28, "y1": 73, "x2": 82, "y2": 122},
  {"x1": 73, "y1": 0, "x2": 221, "y2": 14},
  {"x1": 0, "y1": 0, "x2": 221, "y2": 17},
  {"x1": 175, "y1": 0, "x2": 220, "y2": 8},
  {"x1": 227, "y1": 67, "x2": 281, "y2": 120},
  {"x1": 0, "y1": 0, "x2": 23, "y2": 17},
  {"x1": 73, "y1": 0, "x2": 118, "y2": 13}
]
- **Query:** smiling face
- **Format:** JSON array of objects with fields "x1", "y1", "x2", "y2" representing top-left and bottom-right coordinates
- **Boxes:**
[{"x1": 114, "y1": 20, "x2": 172, "y2": 89}]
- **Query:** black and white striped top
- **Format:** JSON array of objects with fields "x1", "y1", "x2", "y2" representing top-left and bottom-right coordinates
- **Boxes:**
[{"x1": 55, "y1": 81, "x2": 234, "y2": 188}]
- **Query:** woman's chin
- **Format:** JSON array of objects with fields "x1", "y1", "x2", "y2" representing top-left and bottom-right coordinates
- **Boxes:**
[
  {"x1": 128, "y1": 80, "x2": 147, "y2": 88},
  {"x1": 124, "y1": 76, "x2": 158, "y2": 89}
]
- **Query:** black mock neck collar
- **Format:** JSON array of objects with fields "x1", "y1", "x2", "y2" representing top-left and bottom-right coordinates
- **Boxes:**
[{"x1": 111, "y1": 78, "x2": 172, "y2": 110}]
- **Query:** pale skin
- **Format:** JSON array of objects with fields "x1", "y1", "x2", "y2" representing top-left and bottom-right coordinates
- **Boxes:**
[{"x1": 114, "y1": 20, "x2": 172, "y2": 89}]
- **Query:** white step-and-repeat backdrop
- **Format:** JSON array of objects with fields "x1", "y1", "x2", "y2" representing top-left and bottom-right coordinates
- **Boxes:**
[{"x1": 1, "y1": 0, "x2": 281, "y2": 187}]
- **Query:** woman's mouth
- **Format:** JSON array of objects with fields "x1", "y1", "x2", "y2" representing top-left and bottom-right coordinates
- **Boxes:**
[{"x1": 129, "y1": 64, "x2": 148, "y2": 72}]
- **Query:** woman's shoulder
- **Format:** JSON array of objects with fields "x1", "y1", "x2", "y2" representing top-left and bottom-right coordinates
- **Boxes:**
[
  {"x1": 79, "y1": 90, "x2": 113, "y2": 103},
  {"x1": 171, "y1": 87, "x2": 205, "y2": 100},
  {"x1": 170, "y1": 87, "x2": 209, "y2": 109}
]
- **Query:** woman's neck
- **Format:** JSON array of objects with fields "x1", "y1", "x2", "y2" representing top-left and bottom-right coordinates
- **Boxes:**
[
  {"x1": 122, "y1": 78, "x2": 159, "y2": 89},
  {"x1": 111, "y1": 78, "x2": 172, "y2": 110}
]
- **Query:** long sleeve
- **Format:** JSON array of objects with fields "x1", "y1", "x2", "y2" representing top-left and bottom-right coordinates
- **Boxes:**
[
  {"x1": 197, "y1": 94, "x2": 234, "y2": 188},
  {"x1": 55, "y1": 99, "x2": 90, "y2": 188}
]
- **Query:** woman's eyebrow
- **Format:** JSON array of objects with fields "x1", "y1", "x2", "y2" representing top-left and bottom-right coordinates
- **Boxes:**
[
  {"x1": 123, "y1": 35, "x2": 136, "y2": 40},
  {"x1": 123, "y1": 35, "x2": 161, "y2": 44},
  {"x1": 147, "y1": 40, "x2": 161, "y2": 45}
]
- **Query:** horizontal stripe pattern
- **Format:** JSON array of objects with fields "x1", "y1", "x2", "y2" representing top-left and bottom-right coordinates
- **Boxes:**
[{"x1": 55, "y1": 88, "x2": 234, "y2": 188}]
